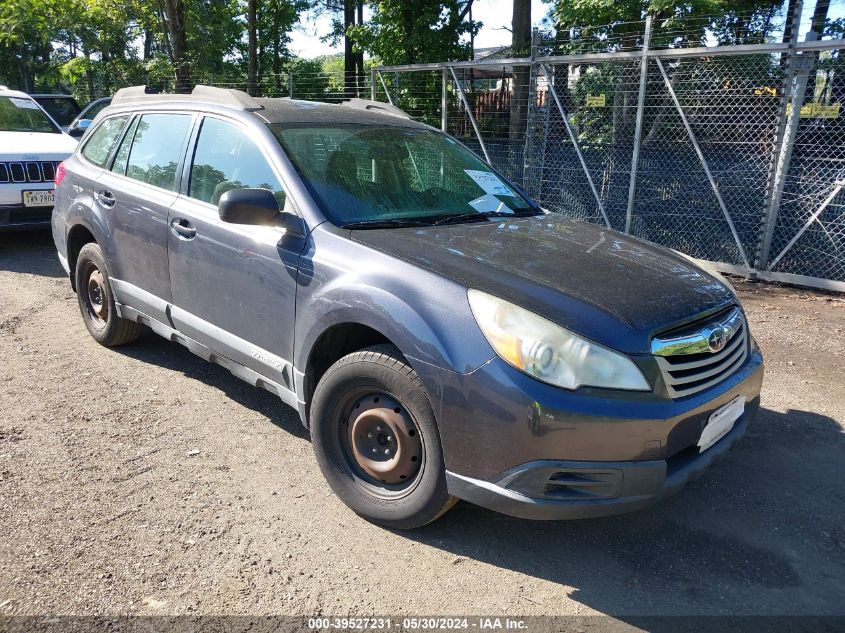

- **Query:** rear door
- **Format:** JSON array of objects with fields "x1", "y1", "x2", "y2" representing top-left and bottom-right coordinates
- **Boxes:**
[
  {"x1": 96, "y1": 112, "x2": 194, "y2": 322},
  {"x1": 167, "y1": 115, "x2": 301, "y2": 391}
]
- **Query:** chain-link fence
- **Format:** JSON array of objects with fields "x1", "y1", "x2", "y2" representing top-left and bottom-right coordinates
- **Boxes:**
[{"x1": 369, "y1": 5, "x2": 845, "y2": 291}]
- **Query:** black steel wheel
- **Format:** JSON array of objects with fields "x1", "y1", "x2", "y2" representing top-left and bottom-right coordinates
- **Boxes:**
[
  {"x1": 311, "y1": 345, "x2": 456, "y2": 528},
  {"x1": 74, "y1": 242, "x2": 141, "y2": 347}
]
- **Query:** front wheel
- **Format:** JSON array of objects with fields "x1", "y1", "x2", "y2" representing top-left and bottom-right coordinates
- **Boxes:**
[{"x1": 310, "y1": 345, "x2": 456, "y2": 529}]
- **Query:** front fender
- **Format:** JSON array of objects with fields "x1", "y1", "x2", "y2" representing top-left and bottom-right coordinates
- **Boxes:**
[{"x1": 294, "y1": 226, "x2": 495, "y2": 379}]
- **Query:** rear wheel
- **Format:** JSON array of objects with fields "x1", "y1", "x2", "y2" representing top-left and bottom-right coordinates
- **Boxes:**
[
  {"x1": 74, "y1": 242, "x2": 141, "y2": 346},
  {"x1": 310, "y1": 345, "x2": 456, "y2": 529}
]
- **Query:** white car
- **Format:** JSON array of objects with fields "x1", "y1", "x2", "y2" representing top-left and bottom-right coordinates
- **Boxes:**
[{"x1": 0, "y1": 86, "x2": 77, "y2": 231}]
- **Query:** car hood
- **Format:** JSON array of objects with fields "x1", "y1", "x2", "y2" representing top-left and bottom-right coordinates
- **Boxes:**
[
  {"x1": 350, "y1": 215, "x2": 736, "y2": 353},
  {"x1": 0, "y1": 131, "x2": 77, "y2": 161}
]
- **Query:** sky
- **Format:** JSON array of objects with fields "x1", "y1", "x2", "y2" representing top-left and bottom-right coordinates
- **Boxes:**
[{"x1": 288, "y1": 0, "x2": 551, "y2": 59}]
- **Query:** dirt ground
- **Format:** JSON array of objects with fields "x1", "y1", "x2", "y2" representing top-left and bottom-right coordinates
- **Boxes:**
[{"x1": 1, "y1": 231, "x2": 844, "y2": 622}]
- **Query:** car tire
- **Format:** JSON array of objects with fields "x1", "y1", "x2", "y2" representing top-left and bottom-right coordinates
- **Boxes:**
[
  {"x1": 74, "y1": 242, "x2": 142, "y2": 347},
  {"x1": 310, "y1": 344, "x2": 457, "y2": 529}
]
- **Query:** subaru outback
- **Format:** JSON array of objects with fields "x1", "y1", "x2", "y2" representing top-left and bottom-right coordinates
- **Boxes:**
[{"x1": 52, "y1": 85, "x2": 764, "y2": 528}]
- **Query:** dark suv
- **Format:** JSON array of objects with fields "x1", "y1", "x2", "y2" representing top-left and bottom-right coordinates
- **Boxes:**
[{"x1": 52, "y1": 85, "x2": 764, "y2": 528}]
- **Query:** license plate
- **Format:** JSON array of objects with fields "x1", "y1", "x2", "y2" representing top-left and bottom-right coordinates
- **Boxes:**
[
  {"x1": 23, "y1": 190, "x2": 55, "y2": 207},
  {"x1": 699, "y1": 395, "x2": 745, "y2": 452}
]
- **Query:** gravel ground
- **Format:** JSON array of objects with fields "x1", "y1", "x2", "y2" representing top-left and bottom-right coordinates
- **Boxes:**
[{"x1": 1, "y1": 231, "x2": 843, "y2": 621}]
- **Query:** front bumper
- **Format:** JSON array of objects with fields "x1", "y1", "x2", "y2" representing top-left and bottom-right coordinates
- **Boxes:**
[
  {"x1": 446, "y1": 402, "x2": 755, "y2": 519},
  {"x1": 422, "y1": 348, "x2": 764, "y2": 520},
  {"x1": 0, "y1": 203, "x2": 53, "y2": 231}
]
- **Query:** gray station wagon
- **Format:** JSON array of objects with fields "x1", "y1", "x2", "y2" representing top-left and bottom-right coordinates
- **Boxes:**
[{"x1": 52, "y1": 85, "x2": 764, "y2": 528}]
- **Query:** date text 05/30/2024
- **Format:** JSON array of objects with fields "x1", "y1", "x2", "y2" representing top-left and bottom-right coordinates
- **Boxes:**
[{"x1": 308, "y1": 618, "x2": 528, "y2": 630}]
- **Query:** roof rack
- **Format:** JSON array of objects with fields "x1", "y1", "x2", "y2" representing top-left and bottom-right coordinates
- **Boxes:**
[
  {"x1": 340, "y1": 98, "x2": 411, "y2": 119},
  {"x1": 111, "y1": 85, "x2": 264, "y2": 111}
]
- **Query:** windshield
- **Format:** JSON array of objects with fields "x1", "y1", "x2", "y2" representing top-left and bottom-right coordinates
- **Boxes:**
[
  {"x1": 271, "y1": 124, "x2": 538, "y2": 227},
  {"x1": 33, "y1": 96, "x2": 81, "y2": 126},
  {"x1": 0, "y1": 96, "x2": 61, "y2": 133}
]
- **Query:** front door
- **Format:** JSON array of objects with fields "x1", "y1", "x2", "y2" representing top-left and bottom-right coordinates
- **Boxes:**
[{"x1": 167, "y1": 115, "x2": 301, "y2": 392}]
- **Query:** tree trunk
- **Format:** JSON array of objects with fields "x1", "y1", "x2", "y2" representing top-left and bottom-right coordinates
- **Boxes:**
[
  {"x1": 273, "y1": 3, "x2": 282, "y2": 95},
  {"x1": 344, "y1": 0, "x2": 355, "y2": 98},
  {"x1": 160, "y1": 0, "x2": 191, "y2": 93},
  {"x1": 509, "y1": 0, "x2": 531, "y2": 140},
  {"x1": 248, "y1": 0, "x2": 258, "y2": 96},
  {"x1": 143, "y1": 28, "x2": 154, "y2": 60},
  {"x1": 355, "y1": 0, "x2": 365, "y2": 95}
]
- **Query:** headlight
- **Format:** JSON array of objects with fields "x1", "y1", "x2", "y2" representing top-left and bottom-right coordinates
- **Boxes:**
[{"x1": 467, "y1": 290, "x2": 650, "y2": 391}]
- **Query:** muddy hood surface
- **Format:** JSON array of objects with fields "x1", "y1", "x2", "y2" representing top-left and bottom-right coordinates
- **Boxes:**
[{"x1": 350, "y1": 215, "x2": 736, "y2": 353}]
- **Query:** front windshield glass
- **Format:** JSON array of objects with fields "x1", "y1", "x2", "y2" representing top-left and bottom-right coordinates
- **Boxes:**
[
  {"x1": 271, "y1": 124, "x2": 538, "y2": 227},
  {"x1": 0, "y1": 96, "x2": 60, "y2": 133}
]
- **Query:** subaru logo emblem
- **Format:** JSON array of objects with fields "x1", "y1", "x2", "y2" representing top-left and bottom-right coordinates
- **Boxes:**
[{"x1": 708, "y1": 327, "x2": 728, "y2": 352}]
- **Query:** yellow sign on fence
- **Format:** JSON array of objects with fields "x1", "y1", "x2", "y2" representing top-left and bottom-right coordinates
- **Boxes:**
[
  {"x1": 786, "y1": 102, "x2": 841, "y2": 119},
  {"x1": 585, "y1": 94, "x2": 606, "y2": 107}
]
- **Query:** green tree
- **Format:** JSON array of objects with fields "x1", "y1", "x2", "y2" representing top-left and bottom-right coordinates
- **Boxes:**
[{"x1": 347, "y1": 0, "x2": 479, "y2": 65}]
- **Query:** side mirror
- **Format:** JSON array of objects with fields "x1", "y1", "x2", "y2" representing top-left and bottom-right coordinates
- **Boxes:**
[
  {"x1": 68, "y1": 119, "x2": 91, "y2": 138},
  {"x1": 218, "y1": 188, "x2": 306, "y2": 236},
  {"x1": 218, "y1": 188, "x2": 280, "y2": 225}
]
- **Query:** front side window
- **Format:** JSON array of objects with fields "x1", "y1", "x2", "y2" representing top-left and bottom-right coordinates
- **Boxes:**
[
  {"x1": 81, "y1": 116, "x2": 129, "y2": 167},
  {"x1": 189, "y1": 117, "x2": 286, "y2": 207},
  {"x1": 81, "y1": 99, "x2": 111, "y2": 122},
  {"x1": 271, "y1": 124, "x2": 537, "y2": 227},
  {"x1": 0, "y1": 96, "x2": 60, "y2": 133},
  {"x1": 125, "y1": 113, "x2": 192, "y2": 191}
]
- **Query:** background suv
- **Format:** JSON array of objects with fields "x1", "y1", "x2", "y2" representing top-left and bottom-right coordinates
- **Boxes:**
[
  {"x1": 0, "y1": 87, "x2": 77, "y2": 231},
  {"x1": 52, "y1": 86, "x2": 764, "y2": 528}
]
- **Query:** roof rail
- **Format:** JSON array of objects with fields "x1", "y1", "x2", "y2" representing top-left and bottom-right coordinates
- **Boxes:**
[
  {"x1": 340, "y1": 98, "x2": 412, "y2": 119},
  {"x1": 111, "y1": 85, "x2": 264, "y2": 111}
]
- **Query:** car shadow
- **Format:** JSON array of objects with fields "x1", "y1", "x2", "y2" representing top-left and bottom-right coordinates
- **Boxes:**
[
  {"x1": 116, "y1": 329, "x2": 308, "y2": 441},
  {"x1": 406, "y1": 407, "x2": 845, "y2": 618},
  {"x1": 0, "y1": 229, "x2": 66, "y2": 278}
]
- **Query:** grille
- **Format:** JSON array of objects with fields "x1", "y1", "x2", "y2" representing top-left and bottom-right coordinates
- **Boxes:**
[
  {"x1": 0, "y1": 161, "x2": 61, "y2": 184},
  {"x1": 653, "y1": 307, "x2": 749, "y2": 398}
]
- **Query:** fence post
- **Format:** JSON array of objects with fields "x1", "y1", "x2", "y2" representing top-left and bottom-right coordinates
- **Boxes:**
[
  {"x1": 441, "y1": 67, "x2": 448, "y2": 132},
  {"x1": 624, "y1": 15, "x2": 652, "y2": 234},
  {"x1": 522, "y1": 28, "x2": 540, "y2": 198},
  {"x1": 449, "y1": 66, "x2": 492, "y2": 164},
  {"x1": 758, "y1": 1, "x2": 810, "y2": 271},
  {"x1": 370, "y1": 68, "x2": 376, "y2": 100},
  {"x1": 288, "y1": 72, "x2": 293, "y2": 98}
]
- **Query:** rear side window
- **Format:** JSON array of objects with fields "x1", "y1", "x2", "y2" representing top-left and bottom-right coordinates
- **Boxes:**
[
  {"x1": 125, "y1": 113, "x2": 192, "y2": 191},
  {"x1": 81, "y1": 116, "x2": 129, "y2": 167},
  {"x1": 188, "y1": 117, "x2": 285, "y2": 207},
  {"x1": 111, "y1": 117, "x2": 139, "y2": 175}
]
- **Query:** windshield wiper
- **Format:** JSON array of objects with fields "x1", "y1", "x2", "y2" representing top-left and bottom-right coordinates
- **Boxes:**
[
  {"x1": 342, "y1": 218, "x2": 433, "y2": 230},
  {"x1": 431, "y1": 211, "x2": 533, "y2": 226}
]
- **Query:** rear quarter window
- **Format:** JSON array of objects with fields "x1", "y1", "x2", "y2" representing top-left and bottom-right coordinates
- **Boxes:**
[{"x1": 81, "y1": 116, "x2": 130, "y2": 167}]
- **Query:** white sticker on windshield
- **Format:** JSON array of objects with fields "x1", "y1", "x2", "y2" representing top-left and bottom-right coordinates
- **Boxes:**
[
  {"x1": 9, "y1": 97, "x2": 40, "y2": 110},
  {"x1": 464, "y1": 169, "x2": 514, "y2": 196},
  {"x1": 469, "y1": 193, "x2": 512, "y2": 214}
]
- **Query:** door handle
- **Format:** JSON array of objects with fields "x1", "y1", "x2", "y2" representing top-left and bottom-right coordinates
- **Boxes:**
[
  {"x1": 96, "y1": 190, "x2": 116, "y2": 207},
  {"x1": 170, "y1": 218, "x2": 197, "y2": 239}
]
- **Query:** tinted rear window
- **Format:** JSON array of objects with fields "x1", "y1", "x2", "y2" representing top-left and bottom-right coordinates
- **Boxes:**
[{"x1": 33, "y1": 97, "x2": 81, "y2": 126}]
